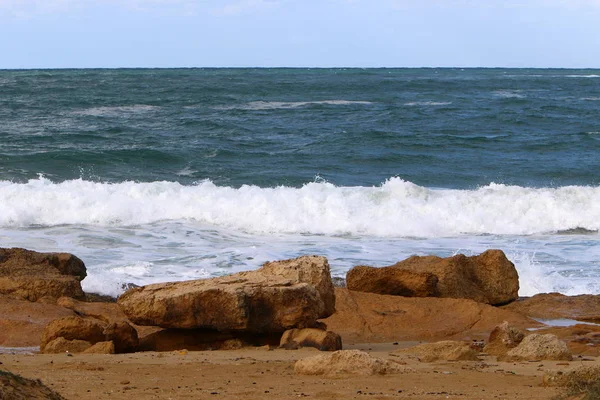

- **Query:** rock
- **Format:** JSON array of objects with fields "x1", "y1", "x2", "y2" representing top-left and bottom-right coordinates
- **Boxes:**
[
  {"x1": 346, "y1": 266, "x2": 438, "y2": 297},
  {"x1": 83, "y1": 341, "x2": 115, "y2": 354},
  {"x1": 0, "y1": 248, "x2": 87, "y2": 302},
  {"x1": 504, "y1": 333, "x2": 572, "y2": 361},
  {"x1": 543, "y1": 365, "x2": 600, "y2": 387},
  {"x1": 280, "y1": 328, "x2": 342, "y2": 351},
  {"x1": 118, "y1": 255, "x2": 335, "y2": 332},
  {"x1": 321, "y1": 288, "x2": 540, "y2": 344},
  {"x1": 503, "y1": 293, "x2": 600, "y2": 322},
  {"x1": 294, "y1": 350, "x2": 406, "y2": 376},
  {"x1": 103, "y1": 321, "x2": 138, "y2": 353},
  {"x1": 349, "y1": 250, "x2": 518, "y2": 305},
  {"x1": 41, "y1": 337, "x2": 92, "y2": 354},
  {"x1": 40, "y1": 316, "x2": 105, "y2": 352},
  {"x1": 259, "y1": 255, "x2": 335, "y2": 317},
  {"x1": 483, "y1": 321, "x2": 525, "y2": 357},
  {"x1": 0, "y1": 294, "x2": 76, "y2": 347},
  {"x1": 394, "y1": 340, "x2": 480, "y2": 362},
  {"x1": 0, "y1": 369, "x2": 66, "y2": 399},
  {"x1": 56, "y1": 296, "x2": 128, "y2": 324}
]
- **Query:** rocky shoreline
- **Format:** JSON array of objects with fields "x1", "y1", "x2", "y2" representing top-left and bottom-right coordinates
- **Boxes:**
[{"x1": 2, "y1": 247, "x2": 600, "y2": 399}]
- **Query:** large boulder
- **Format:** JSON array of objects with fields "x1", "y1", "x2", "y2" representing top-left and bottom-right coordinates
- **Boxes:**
[
  {"x1": 321, "y1": 288, "x2": 540, "y2": 343},
  {"x1": 0, "y1": 248, "x2": 86, "y2": 302},
  {"x1": 294, "y1": 350, "x2": 406, "y2": 376},
  {"x1": 347, "y1": 250, "x2": 518, "y2": 305},
  {"x1": 543, "y1": 365, "x2": 600, "y2": 388},
  {"x1": 118, "y1": 255, "x2": 335, "y2": 332},
  {"x1": 503, "y1": 333, "x2": 572, "y2": 361},
  {"x1": 394, "y1": 340, "x2": 480, "y2": 362}
]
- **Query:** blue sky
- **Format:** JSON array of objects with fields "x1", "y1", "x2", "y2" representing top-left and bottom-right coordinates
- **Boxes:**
[{"x1": 1, "y1": 0, "x2": 599, "y2": 68}]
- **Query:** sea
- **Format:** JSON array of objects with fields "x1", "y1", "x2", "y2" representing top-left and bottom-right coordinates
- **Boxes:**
[{"x1": 1, "y1": 68, "x2": 599, "y2": 298}]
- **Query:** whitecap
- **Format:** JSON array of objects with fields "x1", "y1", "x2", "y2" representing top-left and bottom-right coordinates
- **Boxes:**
[
  {"x1": 403, "y1": 101, "x2": 452, "y2": 106},
  {"x1": 216, "y1": 100, "x2": 373, "y2": 111},
  {"x1": 72, "y1": 105, "x2": 160, "y2": 117}
]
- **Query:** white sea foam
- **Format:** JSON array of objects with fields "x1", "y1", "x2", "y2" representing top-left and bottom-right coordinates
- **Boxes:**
[
  {"x1": 217, "y1": 100, "x2": 373, "y2": 111},
  {"x1": 493, "y1": 90, "x2": 525, "y2": 99},
  {"x1": 1, "y1": 177, "x2": 600, "y2": 236},
  {"x1": 72, "y1": 105, "x2": 160, "y2": 117},
  {"x1": 3, "y1": 177, "x2": 600, "y2": 297},
  {"x1": 566, "y1": 75, "x2": 600, "y2": 78},
  {"x1": 404, "y1": 101, "x2": 452, "y2": 106}
]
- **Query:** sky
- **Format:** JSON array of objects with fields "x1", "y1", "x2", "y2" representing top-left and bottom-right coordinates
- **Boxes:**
[{"x1": 0, "y1": 0, "x2": 599, "y2": 68}]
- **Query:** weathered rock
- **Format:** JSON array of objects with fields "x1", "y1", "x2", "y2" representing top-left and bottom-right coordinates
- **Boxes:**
[
  {"x1": 56, "y1": 296, "x2": 127, "y2": 324},
  {"x1": 118, "y1": 255, "x2": 335, "y2": 332},
  {"x1": 321, "y1": 288, "x2": 540, "y2": 343},
  {"x1": 483, "y1": 321, "x2": 525, "y2": 357},
  {"x1": 0, "y1": 247, "x2": 86, "y2": 302},
  {"x1": 349, "y1": 250, "x2": 518, "y2": 305},
  {"x1": 346, "y1": 266, "x2": 438, "y2": 297},
  {"x1": 395, "y1": 340, "x2": 480, "y2": 362},
  {"x1": 40, "y1": 316, "x2": 105, "y2": 352},
  {"x1": 294, "y1": 350, "x2": 406, "y2": 376},
  {"x1": 503, "y1": 292, "x2": 600, "y2": 322},
  {"x1": 83, "y1": 341, "x2": 115, "y2": 354},
  {"x1": 280, "y1": 328, "x2": 342, "y2": 351},
  {"x1": 102, "y1": 321, "x2": 138, "y2": 353},
  {"x1": 0, "y1": 369, "x2": 66, "y2": 400},
  {"x1": 0, "y1": 294, "x2": 76, "y2": 347},
  {"x1": 504, "y1": 333, "x2": 572, "y2": 361},
  {"x1": 543, "y1": 365, "x2": 600, "y2": 387},
  {"x1": 260, "y1": 255, "x2": 335, "y2": 317},
  {"x1": 41, "y1": 337, "x2": 92, "y2": 354}
]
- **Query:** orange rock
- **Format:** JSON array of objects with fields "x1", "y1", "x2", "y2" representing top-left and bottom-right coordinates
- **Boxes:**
[
  {"x1": 503, "y1": 334, "x2": 572, "y2": 361},
  {"x1": 295, "y1": 350, "x2": 406, "y2": 376},
  {"x1": 347, "y1": 250, "x2": 518, "y2": 305},
  {"x1": 0, "y1": 247, "x2": 86, "y2": 302},
  {"x1": 118, "y1": 255, "x2": 335, "y2": 332},
  {"x1": 484, "y1": 321, "x2": 525, "y2": 357},
  {"x1": 40, "y1": 316, "x2": 105, "y2": 352},
  {"x1": 346, "y1": 266, "x2": 438, "y2": 297},
  {"x1": 280, "y1": 328, "x2": 342, "y2": 351},
  {"x1": 0, "y1": 294, "x2": 76, "y2": 347},
  {"x1": 503, "y1": 292, "x2": 600, "y2": 321},
  {"x1": 321, "y1": 288, "x2": 540, "y2": 343}
]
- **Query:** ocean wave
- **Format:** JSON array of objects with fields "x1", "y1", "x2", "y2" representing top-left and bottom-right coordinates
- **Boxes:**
[
  {"x1": 1, "y1": 177, "x2": 600, "y2": 237},
  {"x1": 403, "y1": 101, "x2": 452, "y2": 106},
  {"x1": 566, "y1": 75, "x2": 600, "y2": 78},
  {"x1": 216, "y1": 100, "x2": 373, "y2": 111},
  {"x1": 493, "y1": 90, "x2": 525, "y2": 99},
  {"x1": 72, "y1": 105, "x2": 160, "y2": 117}
]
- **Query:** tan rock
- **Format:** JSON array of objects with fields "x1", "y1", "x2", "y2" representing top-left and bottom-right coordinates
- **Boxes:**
[
  {"x1": 294, "y1": 350, "x2": 406, "y2": 376},
  {"x1": 118, "y1": 255, "x2": 335, "y2": 332},
  {"x1": 56, "y1": 296, "x2": 127, "y2": 323},
  {"x1": 0, "y1": 369, "x2": 66, "y2": 399},
  {"x1": 503, "y1": 292, "x2": 600, "y2": 322},
  {"x1": 543, "y1": 365, "x2": 600, "y2": 387},
  {"x1": 280, "y1": 328, "x2": 342, "y2": 351},
  {"x1": 83, "y1": 341, "x2": 115, "y2": 354},
  {"x1": 395, "y1": 340, "x2": 480, "y2": 362},
  {"x1": 41, "y1": 337, "x2": 92, "y2": 354},
  {"x1": 0, "y1": 247, "x2": 86, "y2": 302},
  {"x1": 40, "y1": 316, "x2": 105, "y2": 351},
  {"x1": 504, "y1": 333, "x2": 572, "y2": 361},
  {"x1": 483, "y1": 321, "x2": 525, "y2": 357},
  {"x1": 103, "y1": 321, "x2": 138, "y2": 353},
  {"x1": 0, "y1": 294, "x2": 76, "y2": 347},
  {"x1": 346, "y1": 266, "x2": 438, "y2": 297},
  {"x1": 260, "y1": 255, "x2": 335, "y2": 317},
  {"x1": 351, "y1": 249, "x2": 518, "y2": 305},
  {"x1": 321, "y1": 288, "x2": 540, "y2": 343}
]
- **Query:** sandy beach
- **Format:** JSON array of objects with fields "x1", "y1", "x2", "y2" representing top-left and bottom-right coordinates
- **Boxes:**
[{"x1": 2, "y1": 342, "x2": 584, "y2": 400}]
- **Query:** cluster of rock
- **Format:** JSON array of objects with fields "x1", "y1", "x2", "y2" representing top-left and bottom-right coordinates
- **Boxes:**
[{"x1": 0, "y1": 246, "x2": 589, "y2": 368}]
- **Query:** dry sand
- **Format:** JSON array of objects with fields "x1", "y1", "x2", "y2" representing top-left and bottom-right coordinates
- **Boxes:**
[{"x1": 2, "y1": 342, "x2": 588, "y2": 400}]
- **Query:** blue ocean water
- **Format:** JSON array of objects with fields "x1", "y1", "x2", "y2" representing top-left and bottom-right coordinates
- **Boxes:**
[{"x1": 1, "y1": 68, "x2": 599, "y2": 296}]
